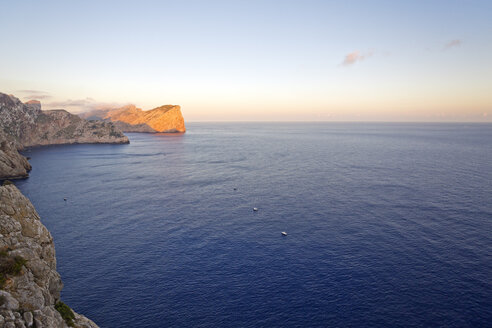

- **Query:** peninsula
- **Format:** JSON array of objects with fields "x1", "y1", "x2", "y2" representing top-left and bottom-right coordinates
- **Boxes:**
[{"x1": 80, "y1": 104, "x2": 186, "y2": 133}]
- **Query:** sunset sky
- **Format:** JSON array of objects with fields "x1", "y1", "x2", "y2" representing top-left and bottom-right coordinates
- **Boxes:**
[{"x1": 1, "y1": 0, "x2": 491, "y2": 121}]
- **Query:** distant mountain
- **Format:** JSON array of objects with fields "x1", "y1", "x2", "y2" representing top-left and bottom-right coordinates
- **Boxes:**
[
  {"x1": 80, "y1": 104, "x2": 186, "y2": 133},
  {"x1": 0, "y1": 93, "x2": 129, "y2": 179}
]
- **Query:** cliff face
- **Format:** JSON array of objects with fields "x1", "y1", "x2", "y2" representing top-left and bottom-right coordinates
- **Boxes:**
[
  {"x1": 80, "y1": 104, "x2": 186, "y2": 133},
  {"x1": 26, "y1": 110, "x2": 128, "y2": 147},
  {"x1": 0, "y1": 93, "x2": 129, "y2": 179},
  {"x1": 0, "y1": 131, "x2": 31, "y2": 180},
  {"x1": 0, "y1": 184, "x2": 99, "y2": 327}
]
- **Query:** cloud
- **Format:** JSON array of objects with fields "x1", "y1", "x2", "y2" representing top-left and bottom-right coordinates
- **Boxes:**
[
  {"x1": 16, "y1": 89, "x2": 52, "y2": 100},
  {"x1": 45, "y1": 98, "x2": 126, "y2": 114},
  {"x1": 341, "y1": 50, "x2": 373, "y2": 66},
  {"x1": 444, "y1": 39, "x2": 462, "y2": 50},
  {"x1": 47, "y1": 98, "x2": 97, "y2": 108}
]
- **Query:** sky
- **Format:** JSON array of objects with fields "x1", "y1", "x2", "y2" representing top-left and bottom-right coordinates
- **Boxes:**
[{"x1": 0, "y1": 0, "x2": 491, "y2": 121}]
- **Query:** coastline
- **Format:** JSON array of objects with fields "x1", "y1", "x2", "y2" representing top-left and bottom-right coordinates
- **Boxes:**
[{"x1": 0, "y1": 93, "x2": 134, "y2": 326}]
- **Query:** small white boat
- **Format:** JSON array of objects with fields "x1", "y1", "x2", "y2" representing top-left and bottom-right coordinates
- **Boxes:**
[
  {"x1": 253, "y1": 207, "x2": 258, "y2": 211},
  {"x1": 281, "y1": 232, "x2": 287, "y2": 236}
]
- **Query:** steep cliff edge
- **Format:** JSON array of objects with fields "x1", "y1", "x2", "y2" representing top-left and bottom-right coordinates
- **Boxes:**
[
  {"x1": 0, "y1": 184, "x2": 99, "y2": 327},
  {"x1": 80, "y1": 104, "x2": 186, "y2": 133},
  {"x1": 0, "y1": 93, "x2": 129, "y2": 179},
  {"x1": 0, "y1": 131, "x2": 31, "y2": 180}
]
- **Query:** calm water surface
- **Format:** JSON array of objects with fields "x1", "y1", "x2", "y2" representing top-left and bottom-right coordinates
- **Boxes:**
[{"x1": 15, "y1": 123, "x2": 492, "y2": 327}]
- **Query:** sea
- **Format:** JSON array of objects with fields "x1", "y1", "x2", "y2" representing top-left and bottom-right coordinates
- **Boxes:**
[{"x1": 14, "y1": 123, "x2": 492, "y2": 327}]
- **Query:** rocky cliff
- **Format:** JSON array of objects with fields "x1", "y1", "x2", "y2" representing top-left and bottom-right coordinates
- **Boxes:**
[
  {"x1": 0, "y1": 132, "x2": 31, "y2": 180},
  {"x1": 0, "y1": 184, "x2": 99, "y2": 327},
  {"x1": 0, "y1": 93, "x2": 129, "y2": 179},
  {"x1": 80, "y1": 104, "x2": 186, "y2": 133}
]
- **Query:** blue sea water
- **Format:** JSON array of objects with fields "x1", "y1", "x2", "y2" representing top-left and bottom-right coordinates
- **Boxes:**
[{"x1": 14, "y1": 123, "x2": 492, "y2": 327}]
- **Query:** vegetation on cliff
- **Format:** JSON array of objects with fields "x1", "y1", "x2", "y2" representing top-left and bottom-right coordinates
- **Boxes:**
[
  {"x1": 0, "y1": 248, "x2": 27, "y2": 289},
  {"x1": 55, "y1": 301, "x2": 76, "y2": 327}
]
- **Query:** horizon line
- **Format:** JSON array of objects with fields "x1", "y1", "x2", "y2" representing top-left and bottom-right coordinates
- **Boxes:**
[{"x1": 185, "y1": 120, "x2": 492, "y2": 124}]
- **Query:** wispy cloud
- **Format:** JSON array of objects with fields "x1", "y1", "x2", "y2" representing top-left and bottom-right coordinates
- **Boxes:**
[
  {"x1": 340, "y1": 50, "x2": 373, "y2": 67},
  {"x1": 443, "y1": 39, "x2": 462, "y2": 50},
  {"x1": 47, "y1": 98, "x2": 97, "y2": 108},
  {"x1": 45, "y1": 98, "x2": 126, "y2": 113},
  {"x1": 16, "y1": 89, "x2": 52, "y2": 100}
]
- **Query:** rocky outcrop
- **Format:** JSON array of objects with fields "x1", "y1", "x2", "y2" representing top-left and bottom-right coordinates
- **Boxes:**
[
  {"x1": 0, "y1": 132, "x2": 31, "y2": 180},
  {"x1": 0, "y1": 184, "x2": 99, "y2": 327},
  {"x1": 0, "y1": 92, "x2": 129, "y2": 179},
  {"x1": 80, "y1": 104, "x2": 186, "y2": 133}
]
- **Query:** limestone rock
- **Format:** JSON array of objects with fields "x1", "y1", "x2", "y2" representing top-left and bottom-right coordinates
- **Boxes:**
[
  {"x1": 80, "y1": 103, "x2": 186, "y2": 133},
  {"x1": 0, "y1": 184, "x2": 99, "y2": 327},
  {"x1": 0, "y1": 291, "x2": 19, "y2": 310},
  {"x1": 22, "y1": 311, "x2": 33, "y2": 327},
  {"x1": 0, "y1": 131, "x2": 31, "y2": 180},
  {"x1": 25, "y1": 110, "x2": 129, "y2": 147}
]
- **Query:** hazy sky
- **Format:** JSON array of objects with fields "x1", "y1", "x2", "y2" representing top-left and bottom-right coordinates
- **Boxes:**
[{"x1": 1, "y1": 0, "x2": 491, "y2": 121}]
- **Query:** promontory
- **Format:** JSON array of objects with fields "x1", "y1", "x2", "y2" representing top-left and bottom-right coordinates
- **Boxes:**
[{"x1": 80, "y1": 104, "x2": 186, "y2": 133}]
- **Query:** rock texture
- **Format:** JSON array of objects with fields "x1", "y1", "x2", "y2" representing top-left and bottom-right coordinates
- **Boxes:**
[
  {"x1": 0, "y1": 92, "x2": 129, "y2": 179},
  {"x1": 0, "y1": 132, "x2": 31, "y2": 180},
  {"x1": 80, "y1": 104, "x2": 186, "y2": 133},
  {"x1": 0, "y1": 184, "x2": 99, "y2": 327}
]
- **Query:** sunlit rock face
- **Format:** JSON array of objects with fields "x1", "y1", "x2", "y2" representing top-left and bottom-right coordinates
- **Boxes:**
[
  {"x1": 80, "y1": 104, "x2": 186, "y2": 133},
  {"x1": 0, "y1": 92, "x2": 129, "y2": 179},
  {"x1": 0, "y1": 184, "x2": 99, "y2": 327}
]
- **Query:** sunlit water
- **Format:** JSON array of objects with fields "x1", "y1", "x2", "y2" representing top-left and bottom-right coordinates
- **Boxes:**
[{"x1": 15, "y1": 123, "x2": 492, "y2": 327}]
